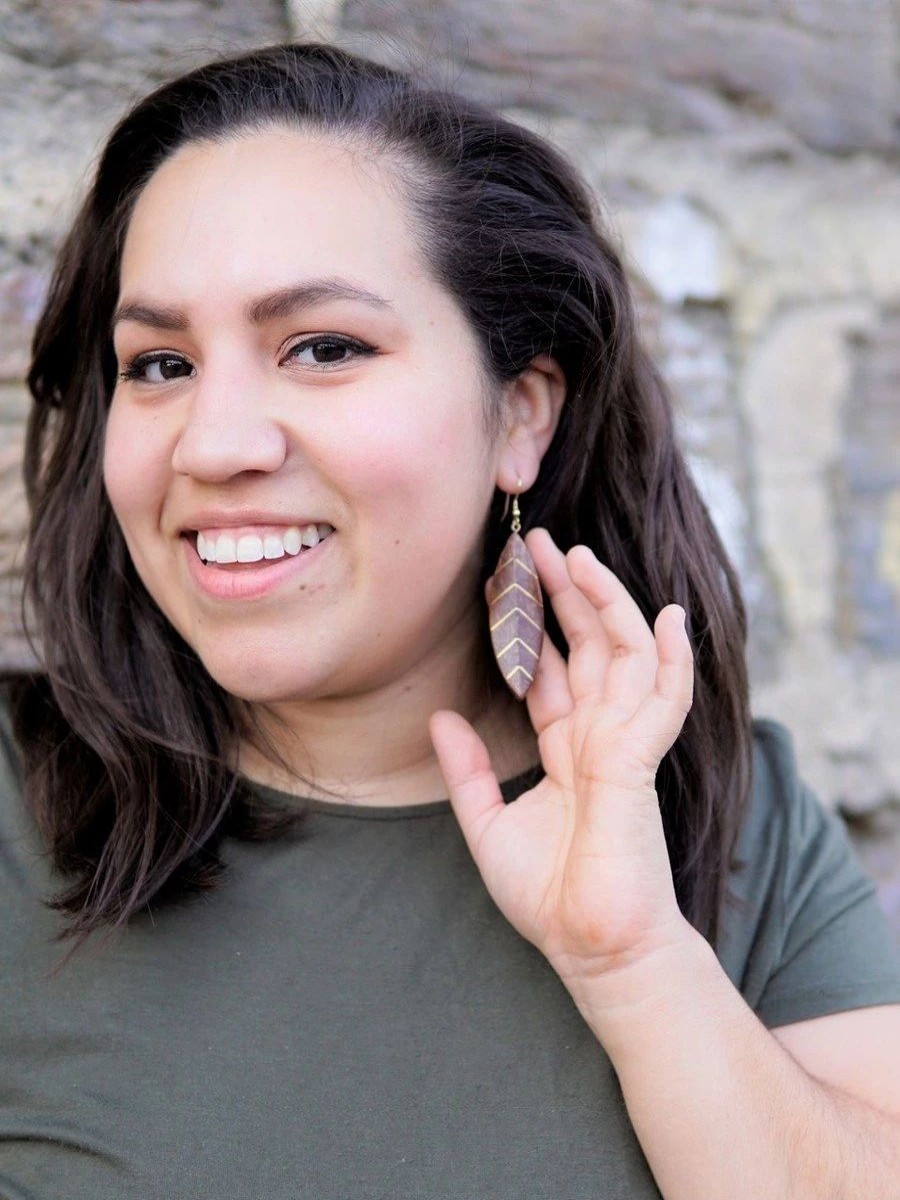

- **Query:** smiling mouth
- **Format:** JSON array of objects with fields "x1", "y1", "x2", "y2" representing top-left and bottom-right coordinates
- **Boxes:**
[{"x1": 187, "y1": 520, "x2": 338, "y2": 566}]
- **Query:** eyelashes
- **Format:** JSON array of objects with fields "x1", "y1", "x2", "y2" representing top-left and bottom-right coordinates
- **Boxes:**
[
  {"x1": 117, "y1": 354, "x2": 187, "y2": 384},
  {"x1": 116, "y1": 334, "x2": 378, "y2": 385}
]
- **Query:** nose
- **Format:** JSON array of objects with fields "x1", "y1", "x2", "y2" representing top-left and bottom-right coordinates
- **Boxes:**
[{"x1": 171, "y1": 365, "x2": 288, "y2": 481}]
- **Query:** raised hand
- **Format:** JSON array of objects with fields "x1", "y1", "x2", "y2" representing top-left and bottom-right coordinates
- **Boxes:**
[{"x1": 429, "y1": 527, "x2": 695, "y2": 996}]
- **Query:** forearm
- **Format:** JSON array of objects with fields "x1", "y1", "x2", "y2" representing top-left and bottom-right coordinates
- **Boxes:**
[{"x1": 560, "y1": 922, "x2": 900, "y2": 1200}]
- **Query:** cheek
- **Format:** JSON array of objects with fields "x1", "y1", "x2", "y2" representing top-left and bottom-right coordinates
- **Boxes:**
[
  {"x1": 335, "y1": 396, "x2": 492, "y2": 596},
  {"x1": 102, "y1": 404, "x2": 168, "y2": 529},
  {"x1": 337, "y1": 394, "x2": 488, "y2": 518}
]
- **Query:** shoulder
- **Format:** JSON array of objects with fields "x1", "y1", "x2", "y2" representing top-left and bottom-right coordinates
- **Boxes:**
[
  {"x1": 742, "y1": 715, "x2": 870, "y2": 896},
  {"x1": 736, "y1": 714, "x2": 872, "y2": 910},
  {"x1": 748, "y1": 715, "x2": 801, "y2": 812},
  {"x1": 721, "y1": 714, "x2": 900, "y2": 1025},
  {"x1": 739, "y1": 715, "x2": 833, "y2": 866},
  {"x1": 750, "y1": 714, "x2": 794, "y2": 763}
]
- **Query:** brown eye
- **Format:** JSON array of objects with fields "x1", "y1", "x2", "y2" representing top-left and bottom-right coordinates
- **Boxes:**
[
  {"x1": 286, "y1": 336, "x2": 374, "y2": 367},
  {"x1": 118, "y1": 354, "x2": 192, "y2": 384}
]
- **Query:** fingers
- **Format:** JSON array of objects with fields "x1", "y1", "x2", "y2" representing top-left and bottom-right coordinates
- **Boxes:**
[
  {"x1": 629, "y1": 604, "x2": 694, "y2": 762},
  {"x1": 525, "y1": 530, "x2": 691, "y2": 739},
  {"x1": 564, "y1": 544, "x2": 659, "y2": 717},
  {"x1": 428, "y1": 709, "x2": 505, "y2": 860},
  {"x1": 525, "y1": 529, "x2": 615, "y2": 706}
]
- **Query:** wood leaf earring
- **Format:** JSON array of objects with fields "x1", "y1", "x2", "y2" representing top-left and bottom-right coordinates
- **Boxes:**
[{"x1": 487, "y1": 478, "x2": 544, "y2": 700}]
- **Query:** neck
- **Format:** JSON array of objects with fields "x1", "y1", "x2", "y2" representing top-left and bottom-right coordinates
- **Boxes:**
[{"x1": 235, "y1": 610, "x2": 540, "y2": 807}]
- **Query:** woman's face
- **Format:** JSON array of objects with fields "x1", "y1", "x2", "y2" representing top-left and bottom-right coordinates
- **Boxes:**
[{"x1": 105, "y1": 128, "x2": 506, "y2": 704}]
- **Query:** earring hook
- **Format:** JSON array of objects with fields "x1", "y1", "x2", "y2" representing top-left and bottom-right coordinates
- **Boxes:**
[
  {"x1": 511, "y1": 476, "x2": 523, "y2": 534},
  {"x1": 500, "y1": 476, "x2": 524, "y2": 529}
]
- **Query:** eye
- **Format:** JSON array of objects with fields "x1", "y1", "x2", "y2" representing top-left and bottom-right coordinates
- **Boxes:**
[
  {"x1": 117, "y1": 354, "x2": 192, "y2": 384},
  {"x1": 285, "y1": 335, "x2": 375, "y2": 368}
]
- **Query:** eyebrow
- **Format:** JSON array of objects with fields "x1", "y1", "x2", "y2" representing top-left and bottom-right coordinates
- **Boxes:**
[{"x1": 110, "y1": 277, "x2": 395, "y2": 334}]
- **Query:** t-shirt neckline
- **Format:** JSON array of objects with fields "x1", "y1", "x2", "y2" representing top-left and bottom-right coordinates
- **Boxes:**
[{"x1": 243, "y1": 761, "x2": 544, "y2": 820}]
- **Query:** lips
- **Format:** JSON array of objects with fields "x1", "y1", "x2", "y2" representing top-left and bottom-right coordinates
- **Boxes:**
[{"x1": 181, "y1": 527, "x2": 334, "y2": 600}]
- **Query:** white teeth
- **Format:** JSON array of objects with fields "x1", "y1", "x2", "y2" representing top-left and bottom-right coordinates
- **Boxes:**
[
  {"x1": 236, "y1": 535, "x2": 264, "y2": 563},
  {"x1": 195, "y1": 523, "x2": 334, "y2": 563},
  {"x1": 216, "y1": 534, "x2": 237, "y2": 564}
]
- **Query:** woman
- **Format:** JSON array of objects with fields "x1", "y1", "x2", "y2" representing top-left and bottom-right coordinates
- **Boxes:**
[{"x1": 1, "y1": 39, "x2": 899, "y2": 1199}]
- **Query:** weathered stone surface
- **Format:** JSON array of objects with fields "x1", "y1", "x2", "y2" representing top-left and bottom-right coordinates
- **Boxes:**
[
  {"x1": 880, "y1": 489, "x2": 900, "y2": 614},
  {"x1": 740, "y1": 304, "x2": 868, "y2": 635},
  {"x1": 286, "y1": 0, "x2": 346, "y2": 39},
  {"x1": 340, "y1": 0, "x2": 897, "y2": 154},
  {"x1": 0, "y1": 262, "x2": 50, "y2": 381},
  {"x1": 1, "y1": 0, "x2": 288, "y2": 71},
  {"x1": 0, "y1": 0, "x2": 290, "y2": 243},
  {"x1": 838, "y1": 315, "x2": 900, "y2": 655},
  {"x1": 626, "y1": 197, "x2": 736, "y2": 306}
]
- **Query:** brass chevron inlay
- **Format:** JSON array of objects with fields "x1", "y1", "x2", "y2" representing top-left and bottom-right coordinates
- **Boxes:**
[
  {"x1": 489, "y1": 530, "x2": 542, "y2": 699},
  {"x1": 489, "y1": 605, "x2": 542, "y2": 634},
  {"x1": 496, "y1": 636, "x2": 539, "y2": 660},
  {"x1": 490, "y1": 580, "x2": 540, "y2": 604},
  {"x1": 497, "y1": 550, "x2": 538, "y2": 579}
]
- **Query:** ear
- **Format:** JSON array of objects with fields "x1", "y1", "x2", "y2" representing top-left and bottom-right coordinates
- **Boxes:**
[{"x1": 495, "y1": 353, "x2": 567, "y2": 493}]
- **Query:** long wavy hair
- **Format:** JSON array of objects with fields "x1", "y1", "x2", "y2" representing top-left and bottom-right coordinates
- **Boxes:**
[{"x1": 7, "y1": 39, "x2": 752, "y2": 968}]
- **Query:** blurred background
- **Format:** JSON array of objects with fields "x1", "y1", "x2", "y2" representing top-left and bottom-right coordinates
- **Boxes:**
[{"x1": 0, "y1": 0, "x2": 897, "y2": 939}]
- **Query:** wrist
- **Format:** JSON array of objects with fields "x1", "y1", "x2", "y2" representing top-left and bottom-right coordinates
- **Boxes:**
[{"x1": 553, "y1": 916, "x2": 717, "y2": 1055}]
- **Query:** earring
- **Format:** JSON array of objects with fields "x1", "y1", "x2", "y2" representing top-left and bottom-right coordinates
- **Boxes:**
[{"x1": 487, "y1": 477, "x2": 544, "y2": 700}]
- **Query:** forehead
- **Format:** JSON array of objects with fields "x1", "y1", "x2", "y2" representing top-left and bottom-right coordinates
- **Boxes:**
[{"x1": 119, "y1": 129, "x2": 427, "y2": 301}]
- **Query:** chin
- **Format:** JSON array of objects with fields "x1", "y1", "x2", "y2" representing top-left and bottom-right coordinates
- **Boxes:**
[{"x1": 193, "y1": 648, "x2": 323, "y2": 705}]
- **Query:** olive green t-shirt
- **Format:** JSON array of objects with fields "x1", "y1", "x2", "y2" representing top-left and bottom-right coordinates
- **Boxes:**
[{"x1": 1, "y1": 696, "x2": 900, "y2": 1200}]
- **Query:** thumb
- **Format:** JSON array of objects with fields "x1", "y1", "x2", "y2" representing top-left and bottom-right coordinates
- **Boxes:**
[{"x1": 428, "y1": 709, "x2": 505, "y2": 860}]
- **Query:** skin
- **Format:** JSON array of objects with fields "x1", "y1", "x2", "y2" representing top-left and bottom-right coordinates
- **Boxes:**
[{"x1": 105, "y1": 127, "x2": 566, "y2": 805}]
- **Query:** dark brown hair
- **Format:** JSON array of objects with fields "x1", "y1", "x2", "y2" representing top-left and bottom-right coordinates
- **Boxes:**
[{"x1": 8, "y1": 39, "x2": 752, "y2": 968}]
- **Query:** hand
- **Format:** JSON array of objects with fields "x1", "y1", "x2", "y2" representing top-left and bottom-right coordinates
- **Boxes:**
[{"x1": 429, "y1": 527, "x2": 696, "y2": 997}]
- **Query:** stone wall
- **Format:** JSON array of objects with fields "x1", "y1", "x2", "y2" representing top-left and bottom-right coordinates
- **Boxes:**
[{"x1": 1, "y1": 0, "x2": 898, "y2": 938}]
